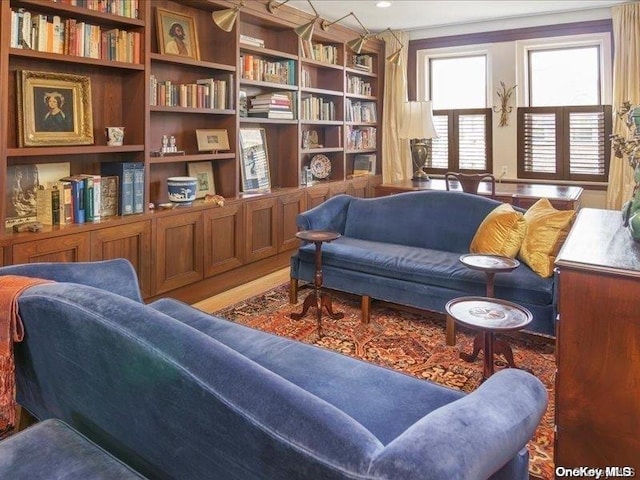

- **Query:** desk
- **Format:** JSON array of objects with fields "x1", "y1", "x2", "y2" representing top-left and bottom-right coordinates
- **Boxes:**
[{"x1": 374, "y1": 179, "x2": 583, "y2": 210}]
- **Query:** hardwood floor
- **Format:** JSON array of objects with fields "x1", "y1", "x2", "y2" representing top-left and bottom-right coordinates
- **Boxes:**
[{"x1": 192, "y1": 267, "x2": 290, "y2": 313}]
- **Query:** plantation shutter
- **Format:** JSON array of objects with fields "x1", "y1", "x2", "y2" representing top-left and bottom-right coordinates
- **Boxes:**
[
  {"x1": 459, "y1": 113, "x2": 488, "y2": 170},
  {"x1": 569, "y1": 110, "x2": 606, "y2": 176},
  {"x1": 430, "y1": 114, "x2": 449, "y2": 169},
  {"x1": 518, "y1": 106, "x2": 611, "y2": 181},
  {"x1": 427, "y1": 109, "x2": 492, "y2": 172}
]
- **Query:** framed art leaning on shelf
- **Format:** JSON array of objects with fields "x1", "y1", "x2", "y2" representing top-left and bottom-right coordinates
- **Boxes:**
[
  {"x1": 239, "y1": 128, "x2": 271, "y2": 193},
  {"x1": 156, "y1": 7, "x2": 200, "y2": 60},
  {"x1": 17, "y1": 70, "x2": 94, "y2": 147}
]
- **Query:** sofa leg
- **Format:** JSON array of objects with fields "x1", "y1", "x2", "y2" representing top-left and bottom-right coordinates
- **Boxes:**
[
  {"x1": 446, "y1": 315, "x2": 456, "y2": 346},
  {"x1": 361, "y1": 296, "x2": 371, "y2": 324},
  {"x1": 289, "y1": 278, "x2": 298, "y2": 304}
]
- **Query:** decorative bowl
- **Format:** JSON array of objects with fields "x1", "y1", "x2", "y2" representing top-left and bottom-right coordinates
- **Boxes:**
[{"x1": 167, "y1": 176, "x2": 197, "y2": 205}]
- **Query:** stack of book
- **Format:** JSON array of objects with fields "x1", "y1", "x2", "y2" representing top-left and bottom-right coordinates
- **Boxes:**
[
  {"x1": 248, "y1": 92, "x2": 294, "y2": 119},
  {"x1": 100, "y1": 162, "x2": 144, "y2": 216},
  {"x1": 239, "y1": 34, "x2": 264, "y2": 48}
]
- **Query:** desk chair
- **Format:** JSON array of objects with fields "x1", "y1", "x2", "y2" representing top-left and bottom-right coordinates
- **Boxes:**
[{"x1": 445, "y1": 172, "x2": 496, "y2": 198}]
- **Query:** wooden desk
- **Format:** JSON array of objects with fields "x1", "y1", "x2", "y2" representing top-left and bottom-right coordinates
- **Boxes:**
[{"x1": 374, "y1": 179, "x2": 583, "y2": 210}]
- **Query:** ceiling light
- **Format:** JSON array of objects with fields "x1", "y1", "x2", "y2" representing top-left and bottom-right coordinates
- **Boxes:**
[{"x1": 376, "y1": 1, "x2": 391, "y2": 7}]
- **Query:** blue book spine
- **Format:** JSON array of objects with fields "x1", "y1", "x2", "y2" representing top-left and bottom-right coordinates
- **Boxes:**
[
  {"x1": 73, "y1": 180, "x2": 85, "y2": 224},
  {"x1": 132, "y1": 162, "x2": 144, "y2": 214}
]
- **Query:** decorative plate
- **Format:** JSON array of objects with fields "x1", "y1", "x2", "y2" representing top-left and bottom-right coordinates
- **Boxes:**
[{"x1": 310, "y1": 154, "x2": 331, "y2": 179}]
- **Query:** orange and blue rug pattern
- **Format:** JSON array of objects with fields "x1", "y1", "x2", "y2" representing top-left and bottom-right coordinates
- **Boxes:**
[{"x1": 214, "y1": 284, "x2": 556, "y2": 480}]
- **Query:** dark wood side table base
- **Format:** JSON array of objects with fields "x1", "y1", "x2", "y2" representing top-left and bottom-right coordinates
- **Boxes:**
[
  {"x1": 290, "y1": 230, "x2": 343, "y2": 336},
  {"x1": 459, "y1": 332, "x2": 517, "y2": 372}
]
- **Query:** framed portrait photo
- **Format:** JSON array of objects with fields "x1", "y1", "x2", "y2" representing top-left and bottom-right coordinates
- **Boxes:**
[
  {"x1": 156, "y1": 7, "x2": 200, "y2": 60},
  {"x1": 187, "y1": 162, "x2": 216, "y2": 198},
  {"x1": 195, "y1": 129, "x2": 230, "y2": 152},
  {"x1": 239, "y1": 128, "x2": 271, "y2": 193},
  {"x1": 17, "y1": 70, "x2": 94, "y2": 147}
]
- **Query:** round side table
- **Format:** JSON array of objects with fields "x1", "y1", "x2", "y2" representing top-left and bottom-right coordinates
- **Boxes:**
[
  {"x1": 459, "y1": 253, "x2": 520, "y2": 297},
  {"x1": 290, "y1": 230, "x2": 344, "y2": 336},
  {"x1": 446, "y1": 296, "x2": 532, "y2": 379}
]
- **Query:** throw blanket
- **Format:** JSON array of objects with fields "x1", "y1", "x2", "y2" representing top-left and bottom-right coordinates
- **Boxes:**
[{"x1": 0, "y1": 275, "x2": 52, "y2": 430}]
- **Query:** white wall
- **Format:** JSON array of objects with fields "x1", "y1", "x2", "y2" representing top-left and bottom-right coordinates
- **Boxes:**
[{"x1": 410, "y1": 8, "x2": 614, "y2": 208}]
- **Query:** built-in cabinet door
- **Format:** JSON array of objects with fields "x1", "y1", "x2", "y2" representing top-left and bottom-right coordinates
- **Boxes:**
[
  {"x1": 278, "y1": 190, "x2": 306, "y2": 252},
  {"x1": 90, "y1": 221, "x2": 152, "y2": 299},
  {"x1": 306, "y1": 185, "x2": 330, "y2": 209},
  {"x1": 244, "y1": 197, "x2": 278, "y2": 263},
  {"x1": 204, "y1": 203, "x2": 244, "y2": 277},
  {"x1": 348, "y1": 176, "x2": 369, "y2": 198},
  {"x1": 13, "y1": 233, "x2": 91, "y2": 264},
  {"x1": 155, "y1": 211, "x2": 204, "y2": 294}
]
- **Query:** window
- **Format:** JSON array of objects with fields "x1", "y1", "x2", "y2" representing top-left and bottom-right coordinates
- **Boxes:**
[
  {"x1": 424, "y1": 54, "x2": 492, "y2": 173},
  {"x1": 518, "y1": 44, "x2": 611, "y2": 181}
]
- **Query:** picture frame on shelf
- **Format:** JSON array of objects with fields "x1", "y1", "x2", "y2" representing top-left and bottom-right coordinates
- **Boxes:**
[
  {"x1": 195, "y1": 129, "x2": 230, "y2": 153},
  {"x1": 239, "y1": 128, "x2": 271, "y2": 193},
  {"x1": 187, "y1": 162, "x2": 216, "y2": 198},
  {"x1": 155, "y1": 7, "x2": 200, "y2": 60},
  {"x1": 17, "y1": 70, "x2": 94, "y2": 147}
]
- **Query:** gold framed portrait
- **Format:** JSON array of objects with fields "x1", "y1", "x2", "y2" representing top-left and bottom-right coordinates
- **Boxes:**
[
  {"x1": 17, "y1": 70, "x2": 94, "y2": 147},
  {"x1": 156, "y1": 7, "x2": 200, "y2": 60}
]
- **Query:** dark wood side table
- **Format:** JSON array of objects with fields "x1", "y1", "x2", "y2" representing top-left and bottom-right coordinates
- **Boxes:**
[
  {"x1": 448, "y1": 254, "x2": 526, "y2": 375},
  {"x1": 290, "y1": 230, "x2": 344, "y2": 336},
  {"x1": 446, "y1": 296, "x2": 532, "y2": 379}
]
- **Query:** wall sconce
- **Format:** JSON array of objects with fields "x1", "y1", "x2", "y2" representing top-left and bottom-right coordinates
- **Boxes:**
[
  {"x1": 268, "y1": 0, "x2": 319, "y2": 42},
  {"x1": 378, "y1": 28, "x2": 403, "y2": 65},
  {"x1": 212, "y1": 0, "x2": 245, "y2": 32},
  {"x1": 321, "y1": 12, "x2": 371, "y2": 53}
]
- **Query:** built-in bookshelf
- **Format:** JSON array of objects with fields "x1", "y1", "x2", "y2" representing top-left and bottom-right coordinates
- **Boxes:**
[{"x1": 0, "y1": 0, "x2": 383, "y2": 302}]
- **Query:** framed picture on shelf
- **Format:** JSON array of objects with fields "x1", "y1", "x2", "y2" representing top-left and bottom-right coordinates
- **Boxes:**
[
  {"x1": 187, "y1": 162, "x2": 216, "y2": 198},
  {"x1": 239, "y1": 128, "x2": 271, "y2": 193},
  {"x1": 195, "y1": 129, "x2": 230, "y2": 152},
  {"x1": 17, "y1": 70, "x2": 94, "y2": 147},
  {"x1": 155, "y1": 7, "x2": 200, "y2": 60}
]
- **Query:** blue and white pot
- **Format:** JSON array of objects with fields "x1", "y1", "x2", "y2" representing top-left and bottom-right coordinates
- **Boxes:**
[{"x1": 167, "y1": 177, "x2": 197, "y2": 205}]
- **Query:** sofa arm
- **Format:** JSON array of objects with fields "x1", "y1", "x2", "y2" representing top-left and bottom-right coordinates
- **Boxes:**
[
  {"x1": 0, "y1": 259, "x2": 143, "y2": 303},
  {"x1": 296, "y1": 194, "x2": 352, "y2": 233},
  {"x1": 369, "y1": 369, "x2": 547, "y2": 480}
]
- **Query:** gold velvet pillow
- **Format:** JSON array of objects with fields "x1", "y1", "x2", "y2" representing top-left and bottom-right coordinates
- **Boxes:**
[
  {"x1": 518, "y1": 198, "x2": 575, "y2": 278},
  {"x1": 470, "y1": 203, "x2": 527, "y2": 258}
]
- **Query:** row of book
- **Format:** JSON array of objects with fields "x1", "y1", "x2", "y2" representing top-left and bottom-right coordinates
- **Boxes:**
[
  {"x1": 347, "y1": 75, "x2": 372, "y2": 96},
  {"x1": 346, "y1": 126, "x2": 377, "y2": 151},
  {"x1": 300, "y1": 40, "x2": 339, "y2": 65},
  {"x1": 248, "y1": 92, "x2": 294, "y2": 119},
  {"x1": 10, "y1": 8, "x2": 140, "y2": 63},
  {"x1": 300, "y1": 95, "x2": 337, "y2": 121},
  {"x1": 36, "y1": 162, "x2": 144, "y2": 226},
  {"x1": 51, "y1": 0, "x2": 140, "y2": 19},
  {"x1": 346, "y1": 99, "x2": 377, "y2": 123},
  {"x1": 240, "y1": 55, "x2": 296, "y2": 85},
  {"x1": 149, "y1": 76, "x2": 233, "y2": 110}
]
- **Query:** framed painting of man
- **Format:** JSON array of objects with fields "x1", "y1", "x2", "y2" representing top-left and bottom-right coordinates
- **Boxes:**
[
  {"x1": 156, "y1": 7, "x2": 200, "y2": 60},
  {"x1": 17, "y1": 70, "x2": 94, "y2": 147}
]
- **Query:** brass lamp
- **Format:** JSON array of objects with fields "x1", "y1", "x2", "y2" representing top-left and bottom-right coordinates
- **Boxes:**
[
  {"x1": 378, "y1": 28, "x2": 403, "y2": 65},
  {"x1": 321, "y1": 12, "x2": 370, "y2": 53},
  {"x1": 212, "y1": 1, "x2": 245, "y2": 32},
  {"x1": 398, "y1": 101, "x2": 438, "y2": 182},
  {"x1": 268, "y1": 0, "x2": 319, "y2": 42}
]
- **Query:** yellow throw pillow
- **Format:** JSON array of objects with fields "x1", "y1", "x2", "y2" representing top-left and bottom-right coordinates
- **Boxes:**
[
  {"x1": 518, "y1": 198, "x2": 575, "y2": 278},
  {"x1": 470, "y1": 203, "x2": 527, "y2": 258}
]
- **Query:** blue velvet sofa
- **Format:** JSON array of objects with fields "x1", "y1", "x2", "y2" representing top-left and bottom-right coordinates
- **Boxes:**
[
  {"x1": 290, "y1": 190, "x2": 557, "y2": 338},
  {"x1": 1, "y1": 259, "x2": 547, "y2": 479}
]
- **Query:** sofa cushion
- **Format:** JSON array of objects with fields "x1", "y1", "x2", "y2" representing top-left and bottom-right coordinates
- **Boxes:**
[
  {"x1": 298, "y1": 237, "x2": 554, "y2": 306},
  {"x1": 470, "y1": 203, "x2": 526, "y2": 258},
  {"x1": 518, "y1": 198, "x2": 575, "y2": 278}
]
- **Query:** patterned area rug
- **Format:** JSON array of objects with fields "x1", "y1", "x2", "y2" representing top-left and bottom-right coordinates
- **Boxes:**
[{"x1": 213, "y1": 284, "x2": 555, "y2": 480}]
